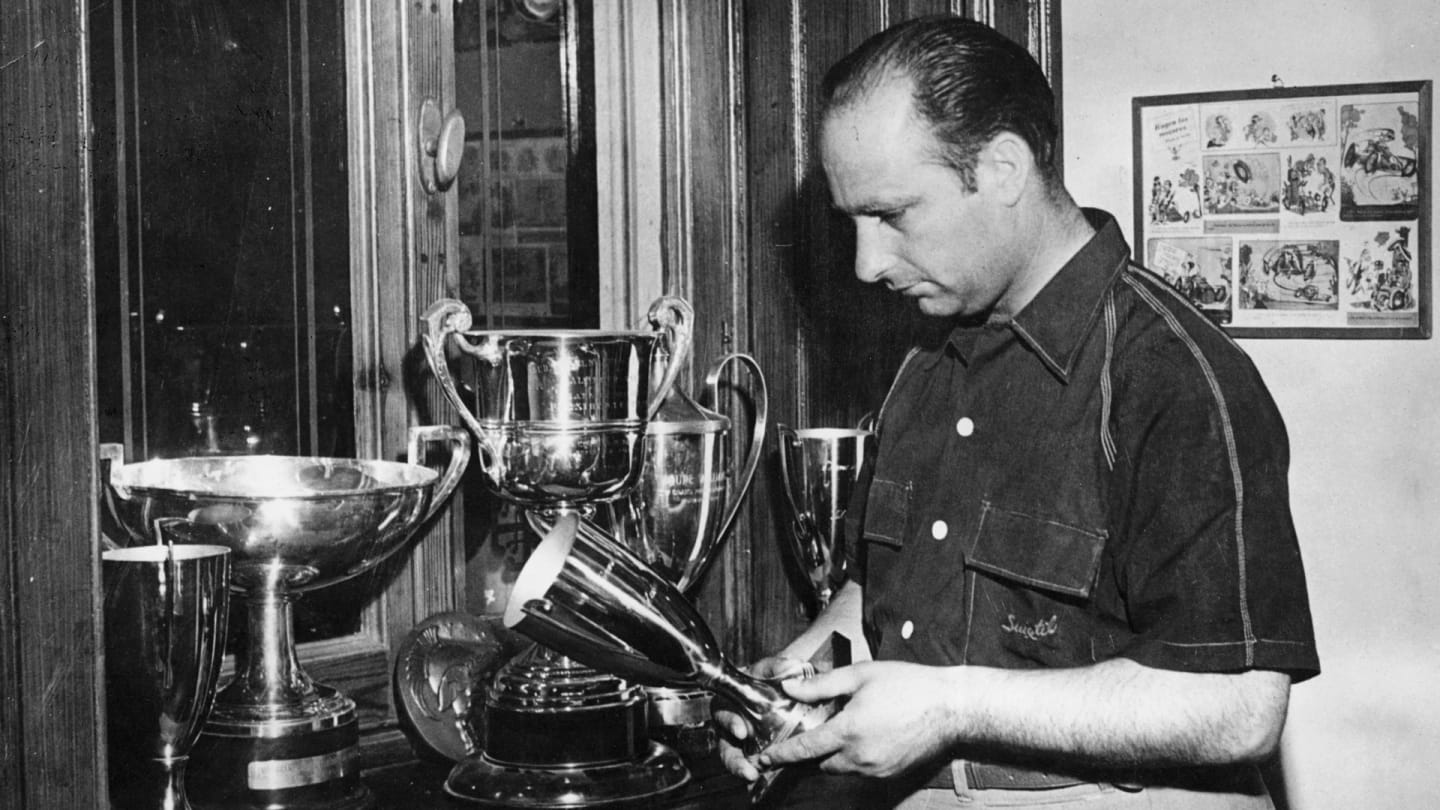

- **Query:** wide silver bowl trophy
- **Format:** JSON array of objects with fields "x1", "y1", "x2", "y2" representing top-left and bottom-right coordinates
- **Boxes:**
[
  {"x1": 105, "y1": 426, "x2": 469, "y2": 810},
  {"x1": 777, "y1": 425, "x2": 875, "y2": 614},
  {"x1": 104, "y1": 541, "x2": 232, "y2": 810},
  {"x1": 419, "y1": 296, "x2": 699, "y2": 807}
]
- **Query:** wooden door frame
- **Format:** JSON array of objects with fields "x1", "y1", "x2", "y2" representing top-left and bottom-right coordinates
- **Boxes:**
[{"x1": 1, "y1": 0, "x2": 107, "y2": 805}]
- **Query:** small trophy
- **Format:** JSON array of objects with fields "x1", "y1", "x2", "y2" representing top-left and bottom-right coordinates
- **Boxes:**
[
  {"x1": 777, "y1": 425, "x2": 874, "y2": 613},
  {"x1": 103, "y1": 539, "x2": 231, "y2": 810}
]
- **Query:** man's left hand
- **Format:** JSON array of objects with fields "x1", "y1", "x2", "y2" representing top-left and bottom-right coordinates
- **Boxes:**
[{"x1": 757, "y1": 661, "x2": 962, "y2": 779}]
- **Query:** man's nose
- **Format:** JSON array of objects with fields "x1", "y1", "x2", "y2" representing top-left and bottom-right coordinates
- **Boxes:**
[{"x1": 853, "y1": 222, "x2": 891, "y2": 284}]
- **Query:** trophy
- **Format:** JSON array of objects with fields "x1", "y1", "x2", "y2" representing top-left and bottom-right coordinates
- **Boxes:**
[
  {"x1": 105, "y1": 426, "x2": 470, "y2": 810},
  {"x1": 505, "y1": 514, "x2": 839, "y2": 802},
  {"x1": 777, "y1": 426, "x2": 874, "y2": 613},
  {"x1": 103, "y1": 540, "x2": 231, "y2": 810},
  {"x1": 420, "y1": 296, "x2": 694, "y2": 807},
  {"x1": 604, "y1": 351, "x2": 768, "y2": 757}
]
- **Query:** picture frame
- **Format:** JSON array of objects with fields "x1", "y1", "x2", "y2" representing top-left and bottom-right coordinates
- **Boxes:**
[{"x1": 1133, "y1": 80, "x2": 1431, "y2": 338}]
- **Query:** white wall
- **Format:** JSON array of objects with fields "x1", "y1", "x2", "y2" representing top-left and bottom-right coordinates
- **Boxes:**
[{"x1": 1062, "y1": 2, "x2": 1440, "y2": 807}]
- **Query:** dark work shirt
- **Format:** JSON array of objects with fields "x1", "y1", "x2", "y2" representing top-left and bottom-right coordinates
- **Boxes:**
[{"x1": 849, "y1": 210, "x2": 1320, "y2": 681}]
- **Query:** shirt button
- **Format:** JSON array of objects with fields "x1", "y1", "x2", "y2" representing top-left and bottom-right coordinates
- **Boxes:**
[
  {"x1": 901, "y1": 620, "x2": 914, "y2": 639},
  {"x1": 956, "y1": 417, "x2": 975, "y2": 437},
  {"x1": 931, "y1": 520, "x2": 949, "y2": 540}
]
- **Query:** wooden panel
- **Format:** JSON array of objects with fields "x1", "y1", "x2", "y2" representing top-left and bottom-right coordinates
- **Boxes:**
[
  {"x1": 0, "y1": 0, "x2": 107, "y2": 806},
  {"x1": 345, "y1": 0, "x2": 468, "y2": 748},
  {"x1": 655, "y1": 0, "x2": 752, "y2": 657}
]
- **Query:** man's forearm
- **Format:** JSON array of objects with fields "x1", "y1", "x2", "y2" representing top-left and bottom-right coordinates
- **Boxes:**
[
  {"x1": 777, "y1": 579, "x2": 866, "y2": 663},
  {"x1": 945, "y1": 658, "x2": 1291, "y2": 767}
]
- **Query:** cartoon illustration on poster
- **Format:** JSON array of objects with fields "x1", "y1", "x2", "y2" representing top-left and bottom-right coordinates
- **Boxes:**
[
  {"x1": 1342, "y1": 225, "x2": 1417, "y2": 312},
  {"x1": 1148, "y1": 169, "x2": 1203, "y2": 225},
  {"x1": 1339, "y1": 100, "x2": 1421, "y2": 220},
  {"x1": 1143, "y1": 107, "x2": 1203, "y2": 226},
  {"x1": 1147, "y1": 237, "x2": 1233, "y2": 318},
  {"x1": 1237, "y1": 239, "x2": 1340, "y2": 310},
  {"x1": 1204, "y1": 152, "x2": 1281, "y2": 215},
  {"x1": 1241, "y1": 109, "x2": 1281, "y2": 147},
  {"x1": 1281, "y1": 152, "x2": 1339, "y2": 216},
  {"x1": 1276, "y1": 99, "x2": 1335, "y2": 146},
  {"x1": 1201, "y1": 106, "x2": 1241, "y2": 149}
]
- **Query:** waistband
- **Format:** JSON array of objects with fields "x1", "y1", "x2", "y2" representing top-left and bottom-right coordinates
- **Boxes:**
[{"x1": 925, "y1": 760, "x2": 1137, "y2": 791}]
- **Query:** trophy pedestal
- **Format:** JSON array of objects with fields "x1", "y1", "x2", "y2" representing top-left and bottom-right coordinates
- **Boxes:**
[
  {"x1": 443, "y1": 644, "x2": 689, "y2": 807},
  {"x1": 645, "y1": 687, "x2": 717, "y2": 760},
  {"x1": 187, "y1": 686, "x2": 373, "y2": 810}
]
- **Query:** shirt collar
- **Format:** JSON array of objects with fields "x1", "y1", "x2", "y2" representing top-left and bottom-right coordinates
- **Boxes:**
[{"x1": 938, "y1": 208, "x2": 1130, "y2": 381}]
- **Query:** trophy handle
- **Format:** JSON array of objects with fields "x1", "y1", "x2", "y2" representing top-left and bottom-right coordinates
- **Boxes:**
[
  {"x1": 420, "y1": 299, "x2": 500, "y2": 473},
  {"x1": 99, "y1": 443, "x2": 128, "y2": 550},
  {"x1": 775, "y1": 424, "x2": 806, "y2": 538},
  {"x1": 700, "y1": 352, "x2": 769, "y2": 556},
  {"x1": 407, "y1": 424, "x2": 473, "y2": 525},
  {"x1": 645, "y1": 296, "x2": 694, "y2": 421}
]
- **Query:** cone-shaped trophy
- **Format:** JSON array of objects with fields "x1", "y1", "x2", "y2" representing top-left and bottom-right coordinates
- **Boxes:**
[
  {"x1": 104, "y1": 426, "x2": 470, "y2": 810},
  {"x1": 506, "y1": 514, "x2": 838, "y2": 802},
  {"x1": 420, "y1": 296, "x2": 696, "y2": 807},
  {"x1": 777, "y1": 425, "x2": 874, "y2": 614}
]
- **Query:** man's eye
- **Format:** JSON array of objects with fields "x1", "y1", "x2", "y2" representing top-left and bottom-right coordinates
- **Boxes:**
[{"x1": 877, "y1": 209, "x2": 903, "y2": 225}]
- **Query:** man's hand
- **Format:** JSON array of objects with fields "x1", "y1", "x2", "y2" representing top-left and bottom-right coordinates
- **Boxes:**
[
  {"x1": 755, "y1": 661, "x2": 962, "y2": 780},
  {"x1": 715, "y1": 656, "x2": 816, "y2": 782}
]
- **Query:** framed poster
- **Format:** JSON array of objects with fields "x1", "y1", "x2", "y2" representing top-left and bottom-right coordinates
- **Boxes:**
[{"x1": 1133, "y1": 81, "x2": 1431, "y2": 338}]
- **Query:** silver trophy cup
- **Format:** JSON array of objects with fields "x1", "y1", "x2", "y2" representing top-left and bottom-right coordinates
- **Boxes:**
[
  {"x1": 105, "y1": 426, "x2": 470, "y2": 810},
  {"x1": 777, "y1": 426, "x2": 875, "y2": 613},
  {"x1": 104, "y1": 541, "x2": 231, "y2": 810},
  {"x1": 604, "y1": 352, "x2": 768, "y2": 757},
  {"x1": 420, "y1": 296, "x2": 696, "y2": 807},
  {"x1": 421, "y1": 296, "x2": 692, "y2": 512}
]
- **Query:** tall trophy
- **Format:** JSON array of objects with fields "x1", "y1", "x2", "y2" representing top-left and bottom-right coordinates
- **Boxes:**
[
  {"x1": 105, "y1": 426, "x2": 470, "y2": 810},
  {"x1": 604, "y1": 351, "x2": 768, "y2": 757},
  {"x1": 777, "y1": 425, "x2": 875, "y2": 614},
  {"x1": 420, "y1": 296, "x2": 694, "y2": 807},
  {"x1": 104, "y1": 540, "x2": 231, "y2": 810},
  {"x1": 505, "y1": 514, "x2": 839, "y2": 803}
]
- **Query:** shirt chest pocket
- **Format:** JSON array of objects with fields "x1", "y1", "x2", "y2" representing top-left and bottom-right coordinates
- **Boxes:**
[{"x1": 965, "y1": 502, "x2": 1108, "y2": 667}]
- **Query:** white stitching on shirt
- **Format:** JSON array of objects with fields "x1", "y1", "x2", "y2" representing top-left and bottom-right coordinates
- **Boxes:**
[
  {"x1": 1011, "y1": 321, "x2": 1068, "y2": 381},
  {"x1": 1100, "y1": 292, "x2": 1118, "y2": 470},
  {"x1": 1123, "y1": 270, "x2": 1257, "y2": 665}
]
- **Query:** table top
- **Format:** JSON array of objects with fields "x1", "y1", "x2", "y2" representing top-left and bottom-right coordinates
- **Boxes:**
[{"x1": 362, "y1": 753, "x2": 751, "y2": 809}]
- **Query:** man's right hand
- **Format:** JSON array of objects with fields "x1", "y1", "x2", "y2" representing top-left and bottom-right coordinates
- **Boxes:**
[{"x1": 714, "y1": 655, "x2": 817, "y2": 782}]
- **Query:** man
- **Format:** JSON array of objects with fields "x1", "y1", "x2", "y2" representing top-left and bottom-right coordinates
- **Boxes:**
[{"x1": 718, "y1": 16, "x2": 1319, "y2": 809}]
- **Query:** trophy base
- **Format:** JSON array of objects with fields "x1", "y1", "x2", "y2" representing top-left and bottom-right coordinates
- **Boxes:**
[
  {"x1": 442, "y1": 741, "x2": 689, "y2": 807},
  {"x1": 186, "y1": 685, "x2": 373, "y2": 810},
  {"x1": 645, "y1": 686, "x2": 717, "y2": 760},
  {"x1": 442, "y1": 644, "x2": 690, "y2": 806}
]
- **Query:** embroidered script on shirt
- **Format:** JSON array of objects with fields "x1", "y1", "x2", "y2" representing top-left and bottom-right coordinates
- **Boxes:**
[{"x1": 1001, "y1": 613, "x2": 1059, "y2": 641}]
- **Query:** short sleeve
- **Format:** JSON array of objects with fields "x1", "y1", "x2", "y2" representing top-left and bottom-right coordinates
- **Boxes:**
[{"x1": 1111, "y1": 341, "x2": 1319, "y2": 682}]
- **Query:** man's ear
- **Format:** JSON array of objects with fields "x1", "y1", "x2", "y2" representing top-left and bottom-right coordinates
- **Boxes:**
[{"x1": 978, "y1": 133, "x2": 1033, "y2": 207}]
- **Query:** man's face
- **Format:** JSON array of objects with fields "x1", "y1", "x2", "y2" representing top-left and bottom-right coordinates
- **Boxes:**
[{"x1": 820, "y1": 80, "x2": 1017, "y2": 318}]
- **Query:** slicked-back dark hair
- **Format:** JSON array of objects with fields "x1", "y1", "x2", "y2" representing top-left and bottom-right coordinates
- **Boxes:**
[{"x1": 821, "y1": 16, "x2": 1059, "y2": 192}]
